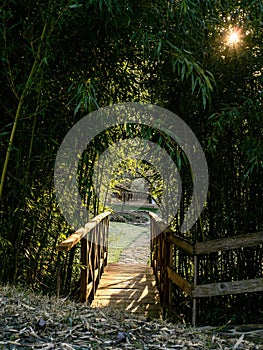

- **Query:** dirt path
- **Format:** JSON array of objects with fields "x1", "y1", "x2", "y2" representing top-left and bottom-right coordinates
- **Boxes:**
[{"x1": 118, "y1": 224, "x2": 150, "y2": 264}]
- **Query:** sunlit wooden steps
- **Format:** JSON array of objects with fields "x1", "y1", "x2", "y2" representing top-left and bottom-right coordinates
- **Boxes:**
[{"x1": 92, "y1": 263, "x2": 162, "y2": 318}]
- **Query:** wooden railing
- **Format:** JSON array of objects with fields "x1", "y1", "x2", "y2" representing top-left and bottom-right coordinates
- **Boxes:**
[
  {"x1": 113, "y1": 185, "x2": 150, "y2": 202},
  {"x1": 56, "y1": 211, "x2": 111, "y2": 303},
  {"x1": 56, "y1": 210, "x2": 262, "y2": 324},
  {"x1": 149, "y1": 212, "x2": 263, "y2": 325}
]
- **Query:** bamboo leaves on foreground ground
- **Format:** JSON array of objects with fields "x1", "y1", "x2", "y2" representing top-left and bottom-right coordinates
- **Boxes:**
[{"x1": 0, "y1": 285, "x2": 262, "y2": 349}]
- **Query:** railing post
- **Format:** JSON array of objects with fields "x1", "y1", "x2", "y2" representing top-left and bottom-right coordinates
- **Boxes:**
[
  {"x1": 80, "y1": 238, "x2": 88, "y2": 303},
  {"x1": 163, "y1": 231, "x2": 172, "y2": 318},
  {"x1": 192, "y1": 254, "x2": 198, "y2": 326},
  {"x1": 57, "y1": 251, "x2": 62, "y2": 298},
  {"x1": 160, "y1": 231, "x2": 164, "y2": 303},
  {"x1": 103, "y1": 215, "x2": 109, "y2": 268},
  {"x1": 90, "y1": 239, "x2": 96, "y2": 302},
  {"x1": 150, "y1": 217, "x2": 154, "y2": 269}
]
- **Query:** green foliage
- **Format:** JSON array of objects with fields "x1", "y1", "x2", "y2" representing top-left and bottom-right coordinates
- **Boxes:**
[{"x1": 0, "y1": 0, "x2": 262, "y2": 324}]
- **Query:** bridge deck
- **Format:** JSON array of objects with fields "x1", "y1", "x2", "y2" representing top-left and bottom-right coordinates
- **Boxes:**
[{"x1": 92, "y1": 263, "x2": 162, "y2": 318}]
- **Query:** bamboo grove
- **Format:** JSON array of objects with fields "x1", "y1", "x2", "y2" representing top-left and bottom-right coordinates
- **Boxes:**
[{"x1": 0, "y1": 0, "x2": 262, "y2": 324}]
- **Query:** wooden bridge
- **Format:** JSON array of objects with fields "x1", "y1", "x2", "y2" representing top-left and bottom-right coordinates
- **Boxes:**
[
  {"x1": 92, "y1": 263, "x2": 161, "y2": 318},
  {"x1": 56, "y1": 211, "x2": 263, "y2": 325}
]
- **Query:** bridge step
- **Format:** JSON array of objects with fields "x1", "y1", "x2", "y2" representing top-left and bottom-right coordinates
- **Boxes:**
[{"x1": 92, "y1": 263, "x2": 162, "y2": 318}]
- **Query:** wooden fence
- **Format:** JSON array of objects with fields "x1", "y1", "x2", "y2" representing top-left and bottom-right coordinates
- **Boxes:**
[
  {"x1": 56, "y1": 211, "x2": 111, "y2": 303},
  {"x1": 149, "y1": 212, "x2": 263, "y2": 325}
]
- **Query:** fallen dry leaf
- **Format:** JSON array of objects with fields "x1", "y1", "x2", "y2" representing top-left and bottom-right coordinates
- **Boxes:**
[{"x1": 0, "y1": 285, "x2": 262, "y2": 350}]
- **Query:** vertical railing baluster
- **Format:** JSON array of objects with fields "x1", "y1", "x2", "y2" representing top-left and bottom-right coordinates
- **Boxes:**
[{"x1": 80, "y1": 237, "x2": 88, "y2": 302}]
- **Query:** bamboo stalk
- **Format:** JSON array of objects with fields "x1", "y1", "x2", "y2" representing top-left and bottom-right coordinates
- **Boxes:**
[{"x1": 0, "y1": 20, "x2": 48, "y2": 200}]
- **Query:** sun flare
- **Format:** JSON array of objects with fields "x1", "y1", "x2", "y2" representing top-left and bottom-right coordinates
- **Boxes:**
[{"x1": 227, "y1": 28, "x2": 241, "y2": 45}]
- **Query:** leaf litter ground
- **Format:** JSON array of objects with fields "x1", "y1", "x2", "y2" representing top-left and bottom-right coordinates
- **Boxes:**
[{"x1": 0, "y1": 285, "x2": 262, "y2": 349}]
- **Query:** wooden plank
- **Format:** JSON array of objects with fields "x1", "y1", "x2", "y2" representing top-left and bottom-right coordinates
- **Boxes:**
[
  {"x1": 95, "y1": 290, "x2": 159, "y2": 299},
  {"x1": 89, "y1": 211, "x2": 111, "y2": 225},
  {"x1": 192, "y1": 278, "x2": 263, "y2": 298},
  {"x1": 93, "y1": 300, "x2": 160, "y2": 308},
  {"x1": 56, "y1": 227, "x2": 90, "y2": 252},
  {"x1": 102, "y1": 264, "x2": 153, "y2": 271},
  {"x1": 56, "y1": 211, "x2": 111, "y2": 252},
  {"x1": 93, "y1": 299, "x2": 160, "y2": 307},
  {"x1": 100, "y1": 274, "x2": 155, "y2": 279},
  {"x1": 94, "y1": 293, "x2": 160, "y2": 299},
  {"x1": 167, "y1": 266, "x2": 192, "y2": 296},
  {"x1": 167, "y1": 233, "x2": 193, "y2": 255},
  {"x1": 99, "y1": 274, "x2": 155, "y2": 280},
  {"x1": 98, "y1": 283, "x2": 156, "y2": 290},
  {"x1": 92, "y1": 299, "x2": 161, "y2": 317},
  {"x1": 194, "y1": 232, "x2": 263, "y2": 255}
]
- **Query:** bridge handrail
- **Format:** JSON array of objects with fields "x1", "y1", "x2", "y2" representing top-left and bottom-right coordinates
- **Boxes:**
[
  {"x1": 56, "y1": 211, "x2": 111, "y2": 303},
  {"x1": 56, "y1": 211, "x2": 111, "y2": 252},
  {"x1": 149, "y1": 212, "x2": 263, "y2": 325}
]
